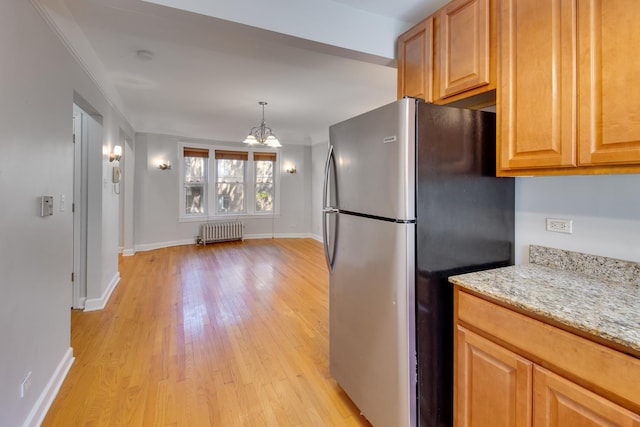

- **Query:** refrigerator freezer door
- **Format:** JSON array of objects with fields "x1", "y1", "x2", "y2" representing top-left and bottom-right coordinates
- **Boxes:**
[
  {"x1": 329, "y1": 98, "x2": 416, "y2": 221},
  {"x1": 330, "y1": 213, "x2": 416, "y2": 427}
]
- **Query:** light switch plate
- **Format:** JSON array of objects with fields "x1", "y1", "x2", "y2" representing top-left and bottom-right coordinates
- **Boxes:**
[{"x1": 41, "y1": 196, "x2": 53, "y2": 217}]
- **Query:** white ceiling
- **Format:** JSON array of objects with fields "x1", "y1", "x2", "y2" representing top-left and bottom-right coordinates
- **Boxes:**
[{"x1": 39, "y1": 0, "x2": 448, "y2": 145}]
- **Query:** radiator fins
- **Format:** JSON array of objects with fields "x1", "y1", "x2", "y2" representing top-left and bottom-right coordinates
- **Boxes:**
[{"x1": 199, "y1": 221, "x2": 243, "y2": 245}]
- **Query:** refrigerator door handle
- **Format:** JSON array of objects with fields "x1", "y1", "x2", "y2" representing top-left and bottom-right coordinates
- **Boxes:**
[
  {"x1": 322, "y1": 145, "x2": 337, "y2": 272},
  {"x1": 322, "y1": 210, "x2": 338, "y2": 272},
  {"x1": 322, "y1": 144, "x2": 335, "y2": 210}
]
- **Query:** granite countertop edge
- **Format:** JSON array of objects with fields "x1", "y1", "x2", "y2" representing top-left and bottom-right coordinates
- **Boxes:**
[{"x1": 449, "y1": 263, "x2": 640, "y2": 355}]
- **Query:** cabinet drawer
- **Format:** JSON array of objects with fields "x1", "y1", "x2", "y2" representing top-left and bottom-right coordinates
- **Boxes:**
[{"x1": 456, "y1": 289, "x2": 640, "y2": 412}]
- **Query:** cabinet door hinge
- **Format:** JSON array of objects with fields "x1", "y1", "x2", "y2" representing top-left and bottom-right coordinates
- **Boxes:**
[
  {"x1": 71, "y1": 272, "x2": 75, "y2": 282},
  {"x1": 72, "y1": 203, "x2": 75, "y2": 213},
  {"x1": 73, "y1": 133, "x2": 76, "y2": 144}
]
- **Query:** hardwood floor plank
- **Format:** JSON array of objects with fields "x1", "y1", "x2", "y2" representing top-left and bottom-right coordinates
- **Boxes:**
[{"x1": 42, "y1": 239, "x2": 371, "y2": 426}]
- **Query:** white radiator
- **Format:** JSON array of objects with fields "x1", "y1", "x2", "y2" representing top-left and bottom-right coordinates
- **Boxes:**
[{"x1": 200, "y1": 221, "x2": 243, "y2": 244}]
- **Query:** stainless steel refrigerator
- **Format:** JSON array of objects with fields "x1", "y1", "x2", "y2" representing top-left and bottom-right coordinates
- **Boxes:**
[{"x1": 322, "y1": 98, "x2": 514, "y2": 427}]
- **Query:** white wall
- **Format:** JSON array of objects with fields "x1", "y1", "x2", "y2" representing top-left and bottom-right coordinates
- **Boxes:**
[
  {"x1": 0, "y1": 1, "x2": 133, "y2": 425},
  {"x1": 515, "y1": 174, "x2": 640, "y2": 264},
  {"x1": 133, "y1": 133, "x2": 312, "y2": 250}
]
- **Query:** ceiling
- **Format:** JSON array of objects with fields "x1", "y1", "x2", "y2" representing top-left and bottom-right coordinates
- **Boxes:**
[{"x1": 38, "y1": 0, "x2": 449, "y2": 145}]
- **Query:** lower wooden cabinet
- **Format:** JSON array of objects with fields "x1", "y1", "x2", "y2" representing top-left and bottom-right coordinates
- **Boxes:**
[
  {"x1": 533, "y1": 367, "x2": 640, "y2": 427},
  {"x1": 454, "y1": 287, "x2": 640, "y2": 427},
  {"x1": 456, "y1": 326, "x2": 532, "y2": 427}
]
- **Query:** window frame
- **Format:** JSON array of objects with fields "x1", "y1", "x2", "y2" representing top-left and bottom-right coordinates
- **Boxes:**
[
  {"x1": 181, "y1": 145, "x2": 209, "y2": 220},
  {"x1": 214, "y1": 150, "x2": 248, "y2": 215},
  {"x1": 253, "y1": 151, "x2": 277, "y2": 214},
  {"x1": 178, "y1": 142, "x2": 280, "y2": 222}
]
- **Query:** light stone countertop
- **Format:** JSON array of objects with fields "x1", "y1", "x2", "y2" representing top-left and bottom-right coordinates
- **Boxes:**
[{"x1": 449, "y1": 261, "x2": 640, "y2": 355}]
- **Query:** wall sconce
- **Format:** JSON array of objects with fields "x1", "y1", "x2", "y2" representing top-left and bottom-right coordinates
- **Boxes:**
[
  {"x1": 109, "y1": 145, "x2": 122, "y2": 162},
  {"x1": 158, "y1": 160, "x2": 172, "y2": 170},
  {"x1": 285, "y1": 165, "x2": 297, "y2": 174}
]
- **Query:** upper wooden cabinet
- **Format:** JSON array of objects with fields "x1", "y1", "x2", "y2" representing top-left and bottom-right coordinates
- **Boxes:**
[
  {"x1": 497, "y1": 0, "x2": 576, "y2": 172},
  {"x1": 397, "y1": 16, "x2": 434, "y2": 102},
  {"x1": 435, "y1": 0, "x2": 495, "y2": 102},
  {"x1": 498, "y1": 0, "x2": 640, "y2": 175},
  {"x1": 577, "y1": 0, "x2": 640, "y2": 166},
  {"x1": 397, "y1": 0, "x2": 496, "y2": 106}
]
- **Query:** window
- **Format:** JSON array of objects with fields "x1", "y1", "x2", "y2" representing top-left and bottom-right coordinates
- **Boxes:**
[
  {"x1": 215, "y1": 150, "x2": 248, "y2": 214},
  {"x1": 180, "y1": 144, "x2": 279, "y2": 220},
  {"x1": 183, "y1": 147, "x2": 209, "y2": 216},
  {"x1": 254, "y1": 152, "x2": 276, "y2": 213}
]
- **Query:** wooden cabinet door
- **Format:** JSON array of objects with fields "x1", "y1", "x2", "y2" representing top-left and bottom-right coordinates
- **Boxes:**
[
  {"x1": 397, "y1": 16, "x2": 433, "y2": 102},
  {"x1": 436, "y1": 0, "x2": 492, "y2": 99},
  {"x1": 497, "y1": 0, "x2": 576, "y2": 172},
  {"x1": 577, "y1": 0, "x2": 640, "y2": 165},
  {"x1": 533, "y1": 366, "x2": 640, "y2": 427},
  {"x1": 455, "y1": 326, "x2": 533, "y2": 427}
]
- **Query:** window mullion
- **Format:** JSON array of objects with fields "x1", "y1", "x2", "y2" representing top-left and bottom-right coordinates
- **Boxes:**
[{"x1": 248, "y1": 158, "x2": 254, "y2": 215}]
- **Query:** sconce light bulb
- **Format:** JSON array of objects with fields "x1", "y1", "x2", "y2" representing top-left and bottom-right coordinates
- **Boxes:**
[{"x1": 109, "y1": 145, "x2": 123, "y2": 162}]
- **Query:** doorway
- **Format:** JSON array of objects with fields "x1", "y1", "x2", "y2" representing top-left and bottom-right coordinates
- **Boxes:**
[
  {"x1": 72, "y1": 105, "x2": 87, "y2": 309},
  {"x1": 71, "y1": 103, "x2": 104, "y2": 309}
]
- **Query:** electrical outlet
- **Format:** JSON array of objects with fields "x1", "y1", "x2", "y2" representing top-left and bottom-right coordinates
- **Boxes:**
[
  {"x1": 20, "y1": 371, "x2": 32, "y2": 398},
  {"x1": 546, "y1": 218, "x2": 573, "y2": 234}
]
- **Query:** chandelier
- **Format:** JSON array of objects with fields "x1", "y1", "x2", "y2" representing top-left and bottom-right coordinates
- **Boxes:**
[{"x1": 243, "y1": 101, "x2": 281, "y2": 147}]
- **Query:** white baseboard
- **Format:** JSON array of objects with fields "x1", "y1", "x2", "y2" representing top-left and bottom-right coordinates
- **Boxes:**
[
  {"x1": 243, "y1": 233, "x2": 275, "y2": 240},
  {"x1": 121, "y1": 248, "x2": 136, "y2": 257},
  {"x1": 22, "y1": 348, "x2": 74, "y2": 427},
  {"x1": 244, "y1": 233, "x2": 314, "y2": 240},
  {"x1": 72, "y1": 297, "x2": 87, "y2": 310},
  {"x1": 311, "y1": 233, "x2": 323, "y2": 243},
  {"x1": 132, "y1": 235, "x2": 315, "y2": 252},
  {"x1": 134, "y1": 238, "x2": 195, "y2": 253},
  {"x1": 84, "y1": 272, "x2": 120, "y2": 312}
]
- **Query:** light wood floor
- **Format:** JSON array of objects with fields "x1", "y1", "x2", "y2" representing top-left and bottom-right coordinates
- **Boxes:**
[{"x1": 43, "y1": 239, "x2": 371, "y2": 426}]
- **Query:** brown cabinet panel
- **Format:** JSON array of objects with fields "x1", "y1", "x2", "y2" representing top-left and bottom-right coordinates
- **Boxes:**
[
  {"x1": 397, "y1": 0, "x2": 496, "y2": 105},
  {"x1": 437, "y1": 0, "x2": 492, "y2": 99},
  {"x1": 498, "y1": 0, "x2": 640, "y2": 175},
  {"x1": 533, "y1": 366, "x2": 640, "y2": 427},
  {"x1": 578, "y1": 0, "x2": 640, "y2": 165},
  {"x1": 498, "y1": 0, "x2": 576, "y2": 171},
  {"x1": 454, "y1": 287, "x2": 640, "y2": 426},
  {"x1": 397, "y1": 17, "x2": 433, "y2": 102},
  {"x1": 455, "y1": 325, "x2": 532, "y2": 427},
  {"x1": 456, "y1": 290, "x2": 640, "y2": 411}
]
